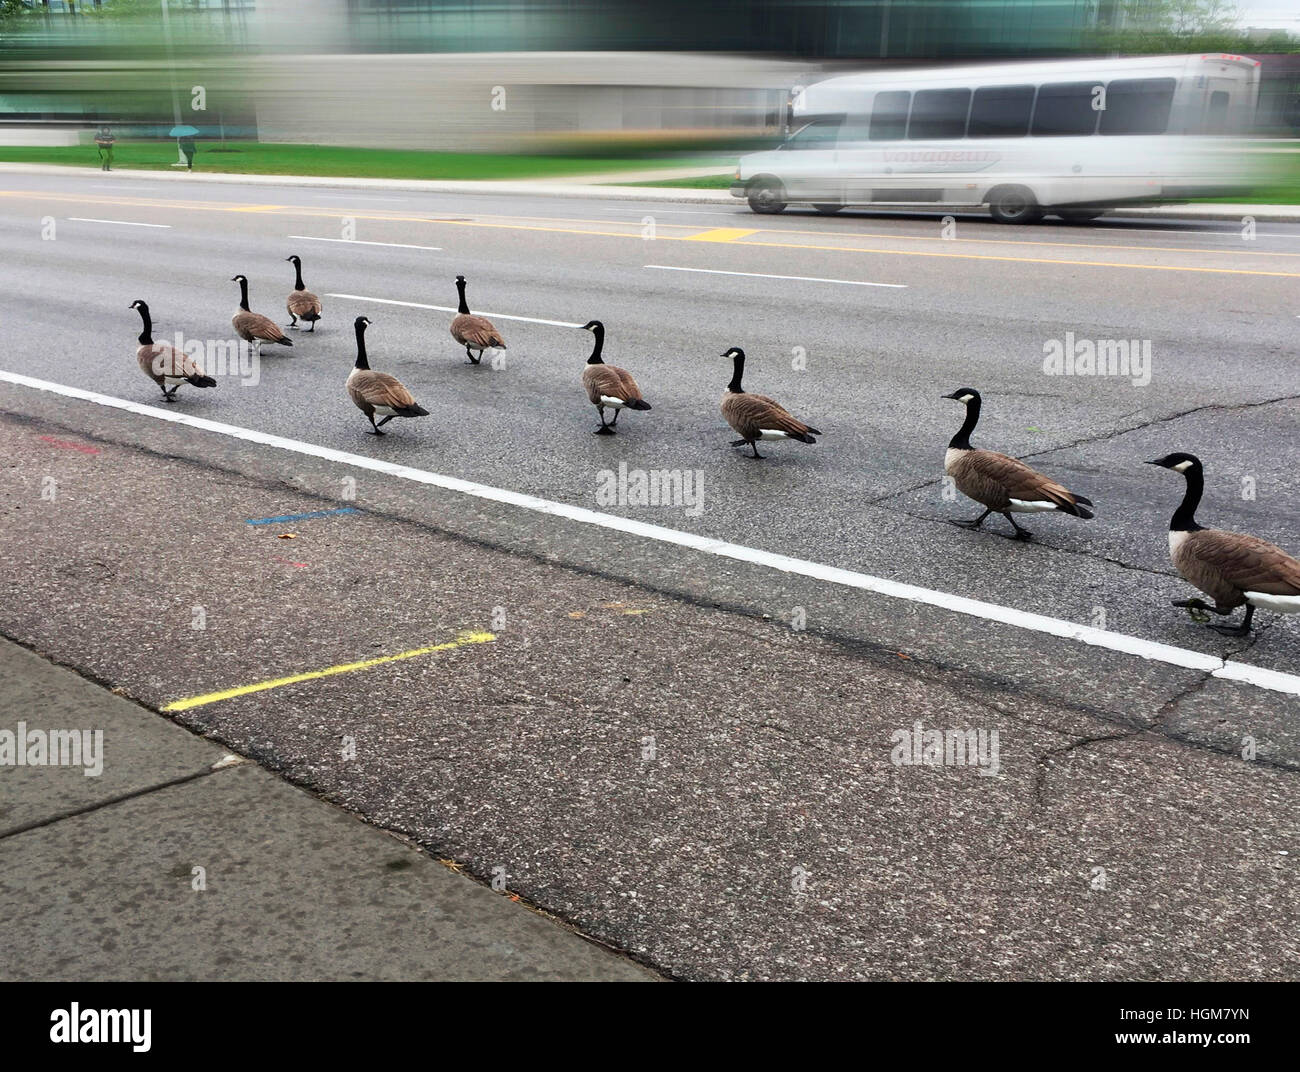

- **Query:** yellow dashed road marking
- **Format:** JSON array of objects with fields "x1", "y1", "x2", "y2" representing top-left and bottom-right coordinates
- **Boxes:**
[
  {"x1": 4, "y1": 190, "x2": 1298, "y2": 277},
  {"x1": 686, "y1": 227, "x2": 760, "y2": 242},
  {"x1": 161, "y1": 629, "x2": 495, "y2": 712}
]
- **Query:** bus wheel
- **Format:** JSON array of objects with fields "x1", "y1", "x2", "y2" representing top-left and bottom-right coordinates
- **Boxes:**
[
  {"x1": 813, "y1": 203, "x2": 844, "y2": 215},
  {"x1": 988, "y1": 186, "x2": 1043, "y2": 225},
  {"x1": 747, "y1": 179, "x2": 787, "y2": 214},
  {"x1": 1056, "y1": 209, "x2": 1104, "y2": 223}
]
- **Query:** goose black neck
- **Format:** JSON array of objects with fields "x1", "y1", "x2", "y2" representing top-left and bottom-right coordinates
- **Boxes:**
[
  {"x1": 1171, "y1": 467, "x2": 1204, "y2": 532},
  {"x1": 237, "y1": 278, "x2": 250, "y2": 312},
  {"x1": 586, "y1": 325, "x2": 605, "y2": 364},
  {"x1": 292, "y1": 261, "x2": 305, "y2": 291},
  {"x1": 135, "y1": 306, "x2": 152, "y2": 345},
  {"x1": 727, "y1": 352, "x2": 745, "y2": 393},
  {"x1": 354, "y1": 323, "x2": 369, "y2": 370},
  {"x1": 949, "y1": 397, "x2": 980, "y2": 450},
  {"x1": 455, "y1": 280, "x2": 469, "y2": 315}
]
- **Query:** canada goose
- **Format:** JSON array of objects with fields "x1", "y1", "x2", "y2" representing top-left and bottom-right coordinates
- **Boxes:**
[
  {"x1": 130, "y1": 300, "x2": 215, "y2": 402},
  {"x1": 720, "y1": 347, "x2": 820, "y2": 459},
  {"x1": 942, "y1": 388, "x2": 1094, "y2": 540},
  {"x1": 449, "y1": 275, "x2": 506, "y2": 364},
  {"x1": 231, "y1": 274, "x2": 292, "y2": 353},
  {"x1": 579, "y1": 320, "x2": 651, "y2": 435},
  {"x1": 285, "y1": 254, "x2": 322, "y2": 331},
  {"x1": 346, "y1": 317, "x2": 429, "y2": 435},
  {"x1": 1148, "y1": 452, "x2": 1300, "y2": 635}
]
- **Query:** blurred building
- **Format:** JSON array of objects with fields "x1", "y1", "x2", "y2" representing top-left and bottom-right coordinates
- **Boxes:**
[{"x1": 2, "y1": 1, "x2": 1297, "y2": 146}]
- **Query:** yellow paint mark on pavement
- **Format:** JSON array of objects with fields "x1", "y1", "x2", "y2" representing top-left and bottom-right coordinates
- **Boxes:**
[
  {"x1": 161, "y1": 630, "x2": 495, "y2": 712},
  {"x1": 686, "y1": 227, "x2": 759, "y2": 242}
]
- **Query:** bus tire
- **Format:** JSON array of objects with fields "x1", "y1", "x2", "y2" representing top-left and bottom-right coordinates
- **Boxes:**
[
  {"x1": 987, "y1": 186, "x2": 1043, "y2": 225},
  {"x1": 813, "y1": 203, "x2": 844, "y2": 215},
  {"x1": 747, "y1": 178, "x2": 787, "y2": 214}
]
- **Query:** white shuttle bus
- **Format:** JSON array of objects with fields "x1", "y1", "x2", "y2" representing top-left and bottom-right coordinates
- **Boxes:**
[{"x1": 731, "y1": 54, "x2": 1261, "y2": 222}]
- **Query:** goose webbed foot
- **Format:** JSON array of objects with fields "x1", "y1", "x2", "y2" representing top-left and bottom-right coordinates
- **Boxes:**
[
  {"x1": 950, "y1": 508, "x2": 992, "y2": 531},
  {"x1": 593, "y1": 426, "x2": 616, "y2": 436},
  {"x1": 1172, "y1": 598, "x2": 1218, "y2": 624},
  {"x1": 308, "y1": 321, "x2": 316, "y2": 332},
  {"x1": 1002, "y1": 513, "x2": 1033, "y2": 540},
  {"x1": 730, "y1": 438, "x2": 749, "y2": 446},
  {"x1": 749, "y1": 445, "x2": 765, "y2": 459},
  {"x1": 1209, "y1": 606, "x2": 1254, "y2": 636}
]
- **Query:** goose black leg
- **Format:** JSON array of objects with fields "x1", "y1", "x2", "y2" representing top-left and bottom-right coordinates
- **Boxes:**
[
  {"x1": 951, "y1": 508, "x2": 993, "y2": 531},
  {"x1": 375, "y1": 415, "x2": 396, "y2": 428},
  {"x1": 465, "y1": 344, "x2": 480, "y2": 365},
  {"x1": 288, "y1": 313, "x2": 298, "y2": 329},
  {"x1": 749, "y1": 442, "x2": 765, "y2": 459},
  {"x1": 1211, "y1": 605, "x2": 1254, "y2": 636},
  {"x1": 609, "y1": 410, "x2": 620, "y2": 427},
  {"x1": 1002, "y1": 512, "x2": 1033, "y2": 540},
  {"x1": 308, "y1": 320, "x2": 316, "y2": 332},
  {"x1": 366, "y1": 414, "x2": 385, "y2": 436},
  {"x1": 594, "y1": 407, "x2": 615, "y2": 436},
  {"x1": 730, "y1": 438, "x2": 749, "y2": 446}
]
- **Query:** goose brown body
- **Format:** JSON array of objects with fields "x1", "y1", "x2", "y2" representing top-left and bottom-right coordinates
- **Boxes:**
[
  {"x1": 346, "y1": 316, "x2": 428, "y2": 435},
  {"x1": 1171, "y1": 529, "x2": 1300, "y2": 611},
  {"x1": 1149, "y1": 452, "x2": 1300, "y2": 634},
  {"x1": 130, "y1": 300, "x2": 215, "y2": 400},
  {"x1": 231, "y1": 275, "x2": 292, "y2": 347},
  {"x1": 450, "y1": 275, "x2": 505, "y2": 363},
  {"x1": 942, "y1": 389, "x2": 1093, "y2": 538},
  {"x1": 719, "y1": 348, "x2": 819, "y2": 458},
  {"x1": 285, "y1": 255, "x2": 322, "y2": 329}
]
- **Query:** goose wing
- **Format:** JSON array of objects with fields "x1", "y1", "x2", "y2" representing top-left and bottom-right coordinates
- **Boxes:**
[
  {"x1": 723, "y1": 392, "x2": 817, "y2": 437},
  {"x1": 234, "y1": 311, "x2": 291, "y2": 343},
  {"x1": 288, "y1": 289, "x2": 322, "y2": 317},
  {"x1": 583, "y1": 364, "x2": 643, "y2": 404},
  {"x1": 451, "y1": 313, "x2": 506, "y2": 349},
  {"x1": 966, "y1": 451, "x2": 1089, "y2": 511},
  {"x1": 1183, "y1": 530, "x2": 1300, "y2": 597},
  {"x1": 349, "y1": 370, "x2": 418, "y2": 410},
  {"x1": 138, "y1": 343, "x2": 205, "y2": 380}
]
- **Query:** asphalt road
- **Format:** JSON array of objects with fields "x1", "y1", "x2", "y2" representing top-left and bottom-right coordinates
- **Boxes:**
[
  {"x1": 2, "y1": 401, "x2": 1296, "y2": 980},
  {"x1": 0, "y1": 169, "x2": 1297, "y2": 978},
  {"x1": 0, "y1": 171, "x2": 1296, "y2": 672}
]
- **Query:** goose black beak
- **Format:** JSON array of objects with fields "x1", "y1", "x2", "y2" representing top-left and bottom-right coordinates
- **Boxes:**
[
  {"x1": 1145, "y1": 459, "x2": 1163, "y2": 466},
  {"x1": 941, "y1": 391, "x2": 960, "y2": 400}
]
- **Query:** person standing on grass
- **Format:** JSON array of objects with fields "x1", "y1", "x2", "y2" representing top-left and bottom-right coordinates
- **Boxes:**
[
  {"x1": 94, "y1": 126, "x2": 115, "y2": 171},
  {"x1": 180, "y1": 134, "x2": 196, "y2": 171}
]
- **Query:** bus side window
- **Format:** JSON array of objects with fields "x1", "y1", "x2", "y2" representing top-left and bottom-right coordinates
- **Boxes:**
[
  {"x1": 1031, "y1": 82, "x2": 1100, "y2": 136},
  {"x1": 908, "y1": 88, "x2": 971, "y2": 140},
  {"x1": 1100, "y1": 78, "x2": 1176, "y2": 135},
  {"x1": 869, "y1": 90, "x2": 911, "y2": 141},
  {"x1": 1205, "y1": 90, "x2": 1230, "y2": 134},
  {"x1": 969, "y1": 85, "x2": 1034, "y2": 138}
]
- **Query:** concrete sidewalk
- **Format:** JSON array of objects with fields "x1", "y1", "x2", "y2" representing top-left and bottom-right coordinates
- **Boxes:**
[
  {"x1": 0, "y1": 639, "x2": 656, "y2": 981},
  {"x1": 3, "y1": 162, "x2": 1298, "y2": 220}
]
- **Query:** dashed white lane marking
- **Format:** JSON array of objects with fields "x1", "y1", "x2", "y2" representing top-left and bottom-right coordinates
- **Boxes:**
[
  {"x1": 1, "y1": 369, "x2": 1296, "y2": 698},
  {"x1": 288, "y1": 235, "x2": 443, "y2": 251},
  {"x1": 66, "y1": 217, "x2": 171, "y2": 228},
  {"x1": 325, "y1": 293, "x2": 583, "y2": 328},
  {"x1": 644, "y1": 265, "x2": 907, "y2": 288}
]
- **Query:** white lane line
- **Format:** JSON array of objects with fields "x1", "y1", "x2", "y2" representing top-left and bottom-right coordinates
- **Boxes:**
[
  {"x1": 644, "y1": 265, "x2": 907, "y2": 289},
  {"x1": 1, "y1": 369, "x2": 1296, "y2": 699},
  {"x1": 66, "y1": 217, "x2": 171, "y2": 229},
  {"x1": 288, "y1": 235, "x2": 443, "y2": 251},
  {"x1": 326, "y1": 293, "x2": 582, "y2": 328}
]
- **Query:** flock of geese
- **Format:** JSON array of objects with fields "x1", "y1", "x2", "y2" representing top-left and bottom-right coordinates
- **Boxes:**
[{"x1": 127, "y1": 258, "x2": 1300, "y2": 638}]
